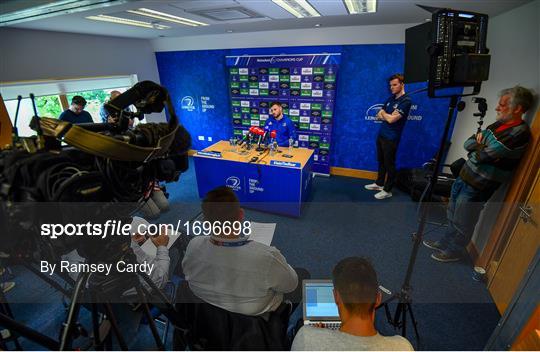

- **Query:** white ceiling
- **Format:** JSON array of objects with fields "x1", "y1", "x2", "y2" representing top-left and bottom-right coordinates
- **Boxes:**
[{"x1": 1, "y1": 0, "x2": 532, "y2": 39}]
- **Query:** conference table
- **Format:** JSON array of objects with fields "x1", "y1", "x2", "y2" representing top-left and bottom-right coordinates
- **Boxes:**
[{"x1": 193, "y1": 140, "x2": 314, "y2": 217}]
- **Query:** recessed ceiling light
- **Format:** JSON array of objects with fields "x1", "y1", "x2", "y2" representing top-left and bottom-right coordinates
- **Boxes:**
[
  {"x1": 272, "y1": 0, "x2": 321, "y2": 18},
  {"x1": 343, "y1": 0, "x2": 377, "y2": 15},
  {"x1": 86, "y1": 14, "x2": 170, "y2": 29},
  {"x1": 127, "y1": 8, "x2": 208, "y2": 27}
]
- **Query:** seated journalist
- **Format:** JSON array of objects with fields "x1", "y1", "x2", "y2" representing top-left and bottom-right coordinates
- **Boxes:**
[
  {"x1": 182, "y1": 186, "x2": 309, "y2": 316},
  {"x1": 291, "y1": 257, "x2": 413, "y2": 351}
]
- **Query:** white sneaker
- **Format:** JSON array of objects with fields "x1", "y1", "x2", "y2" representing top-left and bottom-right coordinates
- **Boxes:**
[
  {"x1": 374, "y1": 190, "x2": 392, "y2": 199},
  {"x1": 364, "y1": 183, "x2": 383, "y2": 191}
]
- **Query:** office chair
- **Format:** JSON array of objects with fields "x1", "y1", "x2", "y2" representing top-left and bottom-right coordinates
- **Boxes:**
[{"x1": 173, "y1": 281, "x2": 292, "y2": 350}]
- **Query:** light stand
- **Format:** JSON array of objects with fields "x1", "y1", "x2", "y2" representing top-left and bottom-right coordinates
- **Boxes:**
[{"x1": 378, "y1": 95, "x2": 462, "y2": 344}]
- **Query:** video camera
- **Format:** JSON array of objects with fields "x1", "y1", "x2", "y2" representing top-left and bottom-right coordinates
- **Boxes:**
[{"x1": 0, "y1": 81, "x2": 191, "y2": 262}]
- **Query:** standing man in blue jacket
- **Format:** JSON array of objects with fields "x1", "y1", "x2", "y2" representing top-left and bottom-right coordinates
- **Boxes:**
[
  {"x1": 365, "y1": 74, "x2": 412, "y2": 200},
  {"x1": 264, "y1": 102, "x2": 297, "y2": 147}
]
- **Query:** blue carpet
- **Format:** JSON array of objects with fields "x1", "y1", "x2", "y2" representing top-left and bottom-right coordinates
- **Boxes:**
[{"x1": 3, "y1": 157, "x2": 500, "y2": 350}]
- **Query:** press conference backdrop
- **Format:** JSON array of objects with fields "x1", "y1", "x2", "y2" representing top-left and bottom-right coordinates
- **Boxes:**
[
  {"x1": 155, "y1": 44, "x2": 460, "y2": 172},
  {"x1": 226, "y1": 54, "x2": 340, "y2": 174}
]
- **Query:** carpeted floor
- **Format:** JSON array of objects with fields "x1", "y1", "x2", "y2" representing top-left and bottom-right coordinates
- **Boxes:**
[{"x1": 3, "y1": 157, "x2": 500, "y2": 350}]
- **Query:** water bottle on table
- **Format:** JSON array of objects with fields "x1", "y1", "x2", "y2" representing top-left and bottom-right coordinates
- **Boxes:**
[{"x1": 288, "y1": 138, "x2": 293, "y2": 153}]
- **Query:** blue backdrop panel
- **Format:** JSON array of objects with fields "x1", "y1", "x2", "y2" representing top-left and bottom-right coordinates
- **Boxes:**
[
  {"x1": 155, "y1": 50, "x2": 232, "y2": 151},
  {"x1": 333, "y1": 44, "x2": 460, "y2": 170},
  {"x1": 156, "y1": 44, "x2": 459, "y2": 171}
]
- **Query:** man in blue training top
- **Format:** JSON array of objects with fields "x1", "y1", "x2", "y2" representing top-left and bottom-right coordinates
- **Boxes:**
[
  {"x1": 58, "y1": 95, "x2": 93, "y2": 124},
  {"x1": 365, "y1": 73, "x2": 412, "y2": 200},
  {"x1": 264, "y1": 101, "x2": 297, "y2": 147}
]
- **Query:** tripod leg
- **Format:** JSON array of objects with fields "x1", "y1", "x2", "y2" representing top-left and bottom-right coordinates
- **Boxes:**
[
  {"x1": 136, "y1": 286, "x2": 165, "y2": 350},
  {"x1": 102, "y1": 302, "x2": 128, "y2": 350},
  {"x1": 0, "y1": 291, "x2": 23, "y2": 350},
  {"x1": 407, "y1": 303, "x2": 420, "y2": 343},
  {"x1": 0, "y1": 313, "x2": 59, "y2": 350},
  {"x1": 91, "y1": 303, "x2": 103, "y2": 350},
  {"x1": 138, "y1": 271, "x2": 174, "y2": 309},
  {"x1": 59, "y1": 272, "x2": 88, "y2": 350},
  {"x1": 383, "y1": 303, "x2": 393, "y2": 325},
  {"x1": 401, "y1": 303, "x2": 407, "y2": 338},
  {"x1": 393, "y1": 303, "x2": 403, "y2": 332}
]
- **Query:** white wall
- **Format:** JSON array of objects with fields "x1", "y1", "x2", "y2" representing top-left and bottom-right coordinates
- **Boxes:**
[
  {"x1": 151, "y1": 23, "x2": 414, "y2": 52},
  {"x1": 0, "y1": 28, "x2": 165, "y2": 121},
  {"x1": 446, "y1": 0, "x2": 540, "y2": 254}
]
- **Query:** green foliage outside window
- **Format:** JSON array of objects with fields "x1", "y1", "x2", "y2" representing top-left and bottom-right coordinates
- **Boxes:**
[
  {"x1": 67, "y1": 90, "x2": 110, "y2": 122},
  {"x1": 66, "y1": 90, "x2": 109, "y2": 105},
  {"x1": 35, "y1": 95, "x2": 62, "y2": 118}
]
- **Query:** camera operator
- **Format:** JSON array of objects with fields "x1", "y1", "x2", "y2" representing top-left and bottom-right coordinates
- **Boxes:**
[
  {"x1": 99, "y1": 90, "x2": 136, "y2": 128},
  {"x1": 100, "y1": 90, "x2": 122, "y2": 123},
  {"x1": 424, "y1": 86, "x2": 534, "y2": 262}
]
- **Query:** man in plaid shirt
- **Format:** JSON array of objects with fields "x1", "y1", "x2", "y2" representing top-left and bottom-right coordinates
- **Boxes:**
[{"x1": 424, "y1": 86, "x2": 534, "y2": 262}]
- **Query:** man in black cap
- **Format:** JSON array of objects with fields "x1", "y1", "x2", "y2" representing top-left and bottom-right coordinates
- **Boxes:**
[{"x1": 58, "y1": 95, "x2": 93, "y2": 124}]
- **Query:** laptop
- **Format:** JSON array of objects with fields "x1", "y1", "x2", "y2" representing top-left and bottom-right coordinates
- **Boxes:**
[{"x1": 302, "y1": 279, "x2": 341, "y2": 330}]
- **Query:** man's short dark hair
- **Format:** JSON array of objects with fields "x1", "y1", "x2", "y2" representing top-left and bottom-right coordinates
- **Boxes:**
[
  {"x1": 332, "y1": 257, "x2": 378, "y2": 316},
  {"x1": 202, "y1": 186, "x2": 241, "y2": 223},
  {"x1": 71, "y1": 95, "x2": 87, "y2": 106},
  {"x1": 270, "y1": 101, "x2": 282, "y2": 108},
  {"x1": 388, "y1": 74, "x2": 405, "y2": 84}
]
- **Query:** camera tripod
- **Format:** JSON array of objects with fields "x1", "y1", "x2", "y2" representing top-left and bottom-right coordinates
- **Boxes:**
[{"x1": 0, "y1": 254, "x2": 176, "y2": 351}]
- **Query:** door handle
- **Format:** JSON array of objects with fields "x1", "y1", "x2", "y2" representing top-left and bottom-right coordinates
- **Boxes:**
[{"x1": 518, "y1": 205, "x2": 533, "y2": 223}]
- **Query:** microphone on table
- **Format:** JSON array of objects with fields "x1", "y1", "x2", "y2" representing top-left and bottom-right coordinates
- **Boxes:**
[
  {"x1": 238, "y1": 126, "x2": 256, "y2": 146},
  {"x1": 253, "y1": 127, "x2": 265, "y2": 151},
  {"x1": 261, "y1": 125, "x2": 270, "y2": 145}
]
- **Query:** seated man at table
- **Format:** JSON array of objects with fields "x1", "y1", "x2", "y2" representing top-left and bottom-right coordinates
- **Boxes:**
[
  {"x1": 264, "y1": 101, "x2": 297, "y2": 147},
  {"x1": 182, "y1": 186, "x2": 308, "y2": 316}
]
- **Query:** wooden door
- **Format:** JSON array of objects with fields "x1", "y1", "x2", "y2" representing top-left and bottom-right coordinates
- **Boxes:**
[{"x1": 488, "y1": 170, "x2": 540, "y2": 313}]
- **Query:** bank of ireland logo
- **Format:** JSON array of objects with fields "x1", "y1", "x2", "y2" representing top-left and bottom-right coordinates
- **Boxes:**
[
  {"x1": 181, "y1": 96, "x2": 196, "y2": 112},
  {"x1": 365, "y1": 103, "x2": 384, "y2": 123},
  {"x1": 226, "y1": 176, "x2": 241, "y2": 191},
  {"x1": 408, "y1": 104, "x2": 423, "y2": 122}
]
